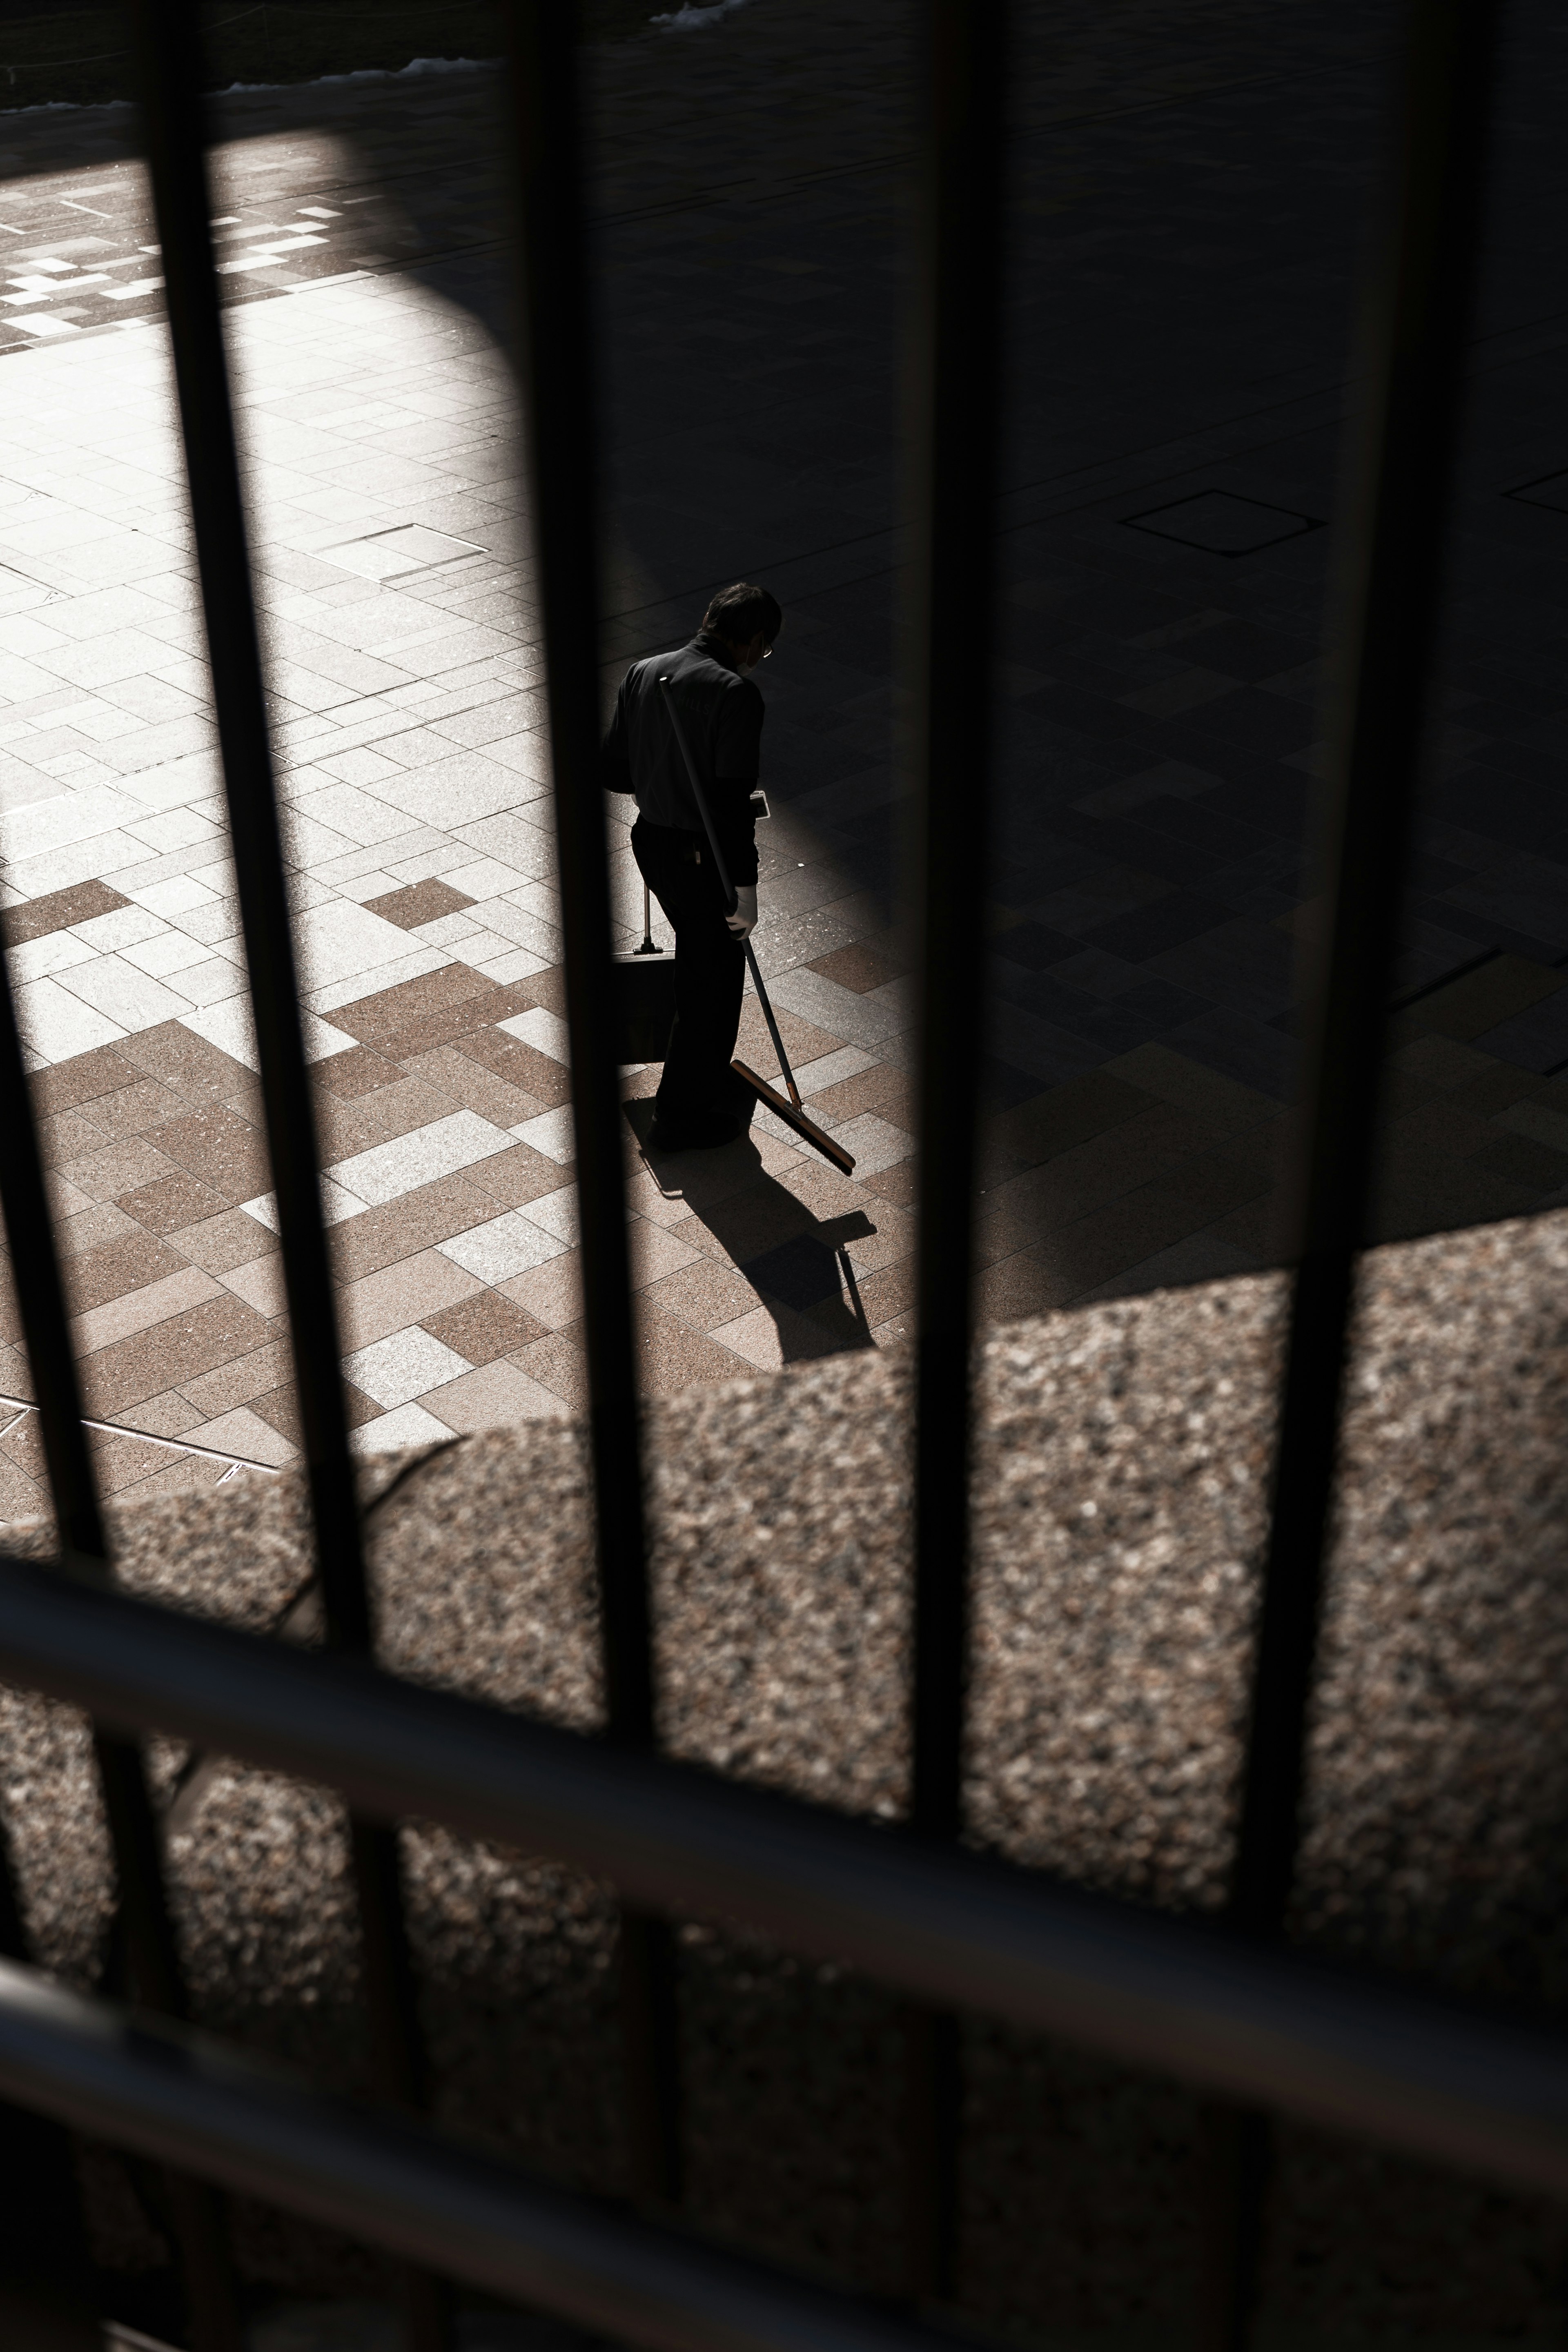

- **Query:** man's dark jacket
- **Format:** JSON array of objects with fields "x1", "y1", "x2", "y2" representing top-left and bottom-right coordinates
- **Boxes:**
[{"x1": 601, "y1": 633, "x2": 763, "y2": 885}]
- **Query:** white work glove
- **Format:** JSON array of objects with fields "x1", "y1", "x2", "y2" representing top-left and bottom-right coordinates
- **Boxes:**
[{"x1": 726, "y1": 885, "x2": 758, "y2": 940}]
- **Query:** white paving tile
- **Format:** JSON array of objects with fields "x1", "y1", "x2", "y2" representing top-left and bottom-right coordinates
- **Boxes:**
[
  {"x1": 57, "y1": 953, "x2": 187, "y2": 1029},
  {"x1": 350, "y1": 1401, "x2": 455, "y2": 1456},
  {"x1": 293, "y1": 895, "x2": 434, "y2": 989},
  {"x1": 344, "y1": 1325, "x2": 473, "y2": 1409},
  {"x1": 436, "y1": 1209, "x2": 567, "y2": 1283},
  {"x1": 523, "y1": 1185, "x2": 579, "y2": 1246},
  {"x1": 131, "y1": 876, "x2": 219, "y2": 921},
  {"x1": 510, "y1": 1106, "x2": 575, "y2": 1165},
  {"x1": 821, "y1": 1112, "x2": 912, "y2": 1176},
  {"x1": 14, "y1": 974, "x2": 126, "y2": 1061},
  {"x1": 329, "y1": 1108, "x2": 517, "y2": 1207},
  {"x1": 497, "y1": 1005, "x2": 570, "y2": 1063},
  {"x1": 121, "y1": 928, "x2": 213, "y2": 978},
  {"x1": 8, "y1": 929, "x2": 96, "y2": 982},
  {"x1": 795, "y1": 1045, "x2": 877, "y2": 1096},
  {"x1": 68, "y1": 903, "x2": 166, "y2": 953}
]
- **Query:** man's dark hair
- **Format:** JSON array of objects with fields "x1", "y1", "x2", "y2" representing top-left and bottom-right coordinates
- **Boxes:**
[{"x1": 701, "y1": 581, "x2": 783, "y2": 647}]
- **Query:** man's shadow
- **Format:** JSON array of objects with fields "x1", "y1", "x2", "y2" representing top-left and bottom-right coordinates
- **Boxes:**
[{"x1": 623, "y1": 1098, "x2": 878, "y2": 1362}]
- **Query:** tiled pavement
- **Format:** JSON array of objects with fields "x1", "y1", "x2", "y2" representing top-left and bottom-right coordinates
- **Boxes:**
[{"x1": 6, "y1": 3, "x2": 1568, "y2": 1514}]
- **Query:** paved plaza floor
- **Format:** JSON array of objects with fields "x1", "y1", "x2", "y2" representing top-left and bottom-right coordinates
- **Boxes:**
[{"x1": 4, "y1": 0, "x2": 1568, "y2": 1517}]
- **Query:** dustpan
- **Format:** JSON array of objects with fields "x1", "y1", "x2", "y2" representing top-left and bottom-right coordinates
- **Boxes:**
[
  {"x1": 611, "y1": 882, "x2": 677, "y2": 1063},
  {"x1": 657, "y1": 676, "x2": 856, "y2": 1176}
]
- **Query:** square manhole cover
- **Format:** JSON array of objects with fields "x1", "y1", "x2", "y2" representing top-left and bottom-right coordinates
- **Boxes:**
[
  {"x1": 1120, "y1": 490, "x2": 1323, "y2": 556},
  {"x1": 321, "y1": 524, "x2": 483, "y2": 579}
]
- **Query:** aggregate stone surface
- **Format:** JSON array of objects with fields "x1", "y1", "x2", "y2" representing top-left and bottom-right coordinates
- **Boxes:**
[{"x1": 7, "y1": 1209, "x2": 1568, "y2": 2338}]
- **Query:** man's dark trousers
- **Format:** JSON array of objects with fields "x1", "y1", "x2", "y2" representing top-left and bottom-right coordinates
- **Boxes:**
[{"x1": 631, "y1": 820, "x2": 746, "y2": 1128}]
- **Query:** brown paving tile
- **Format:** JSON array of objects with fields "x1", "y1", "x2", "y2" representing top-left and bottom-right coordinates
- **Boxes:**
[
  {"x1": 1025, "y1": 1184, "x2": 1223, "y2": 1301},
  {"x1": 61, "y1": 1135, "x2": 179, "y2": 1205},
  {"x1": 1467, "y1": 1132, "x2": 1568, "y2": 1191},
  {"x1": 421, "y1": 1292, "x2": 546, "y2": 1364},
  {"x1": 153, "y1": 1107, "x2": 270, "y2": 1205},
  {"x1": 459, "y1": 1031, "x2": 570, "y2": 1108},
  {"x1": 64, "y1": 1231, "x2": 189, "y2": 1318},
  {"x1": 371, "y1": 999, "x2": 523, "y2": 1065},
  {"x1": 734, "y1": 998, "x2": 840, "y2": 1067},
  {"x1": 3, "y1": 878, "x2": 130, "y2": 946},
  {"x1": 365, "y1": 879, "x2": 477, "y2": 930},
  {"x1": 628, "y1": 1217, "x2": 702, "y2": 1288},
  {"x1": 0, "y1": 1447, "x2": 47, "y2": 1524},
  {"x1": 981, "y1": 1068, "x2": 1153, "y2": 1180},
  {"x1": 464, "y1": 1140, "x2": 568, "y2": 1210},
  {"x1": 423, "y1": 1358, "x2": 569, "y2": 1432},
  {"x1": 844, "y1": 1254, "x2": 917, "y2": 1330},
  {"x1": 777, "y1": 1160, "x2": 896, "y2": 1234},
  {"x1": 91, "y1": 1426, "x2": 193, "y2": 1496},
  {"x1": 339, "y1": 1250, "x2": 480, "y2": 1352},
  {"x1": 807, "y1": 940, "x2": 912, "y2": 994},
  {"x1": 512, "y1": 963, "x2": 566, "y2": 1016},
  {"x1": 510, "y1": 1321, "x2": 588, "y2": 1410},
  {"x1": 860, "y1": 1160, "x2": 918, "y2": 1207},
  {"x1": 78, "y1": 1076, "x2": 187, "y2": 1140},
  {"x1": 975, "y1": 1250, "x2": 1079, "y2": 1323},
  {"x1": 45, "y1": 1174, "x2": 93, "y2": 1222},
  {"x1": 0, "y1": 1273, "x2": 20, "y2": 1348},
  {"x1": 335, "y1": 1074, "x2": 460, "y2": 1151},
  {"x1": 113, "y1": 1455, "x2": 237, "y2": 1508},
  {"x1": 0, "y1": 1342, "x2": 33, "y2": 1401},
  {"x1": 247, "y1": 1381, "x2": 379, "y2": 1444},
  {"x1": 134, "y1": 1388, "x2": 208, "y2": 1439},
  {"x1": 809, "y1": 1063, "x2": 916, "y2": 1129},
  {"x1": 454, "y1": 1024, "x2": 565, "y2": 1100},
  {"x1": 670, "y1": 1187, "x2": 812, "y2": 1270},
  {"x1": 497, "y1": 1253, "x2": 584, "y2": 1331},
  {"x1": 1390, "y1": 953, "x2": 1561, "y2": 1047},
  {"x1": 82, "y1": 1295, "x2": 274, "y2": 1416},
  {"x1": 120, "y1": 1167, "x2": 233, "y2": 1234},
  {"x1": 175, "y1": 1205, "x2": 274, "y2": 1275},
  {"x1": 29, "y1": 1043, "x2": 143, "y2": 1117},
  {"x1": 118, "y1": 1020, "x2": 257, "y2": 1108},
  {"x1": 706, "y1": 1300, "x2": 844, "y2": 1372},
  {"x1": 328, "y1": 964, "x2": 497, "y2": 1050},
  {"x1": 35, "y1": 1107, "x2": 107, "y2": 1167},
  {"x1": 404, "y1": 1042, "x2": 541, "y2": 1128},
  {"x1": 179, "y1": 1338, "x2": 294, "y2": 1419},
  {"x1": 328, "y1": 1172, "x2": 501, "y2": 1284},
  {"x1": 316, "y1": 1089, "x2": 417, "y2": 1166},
  {"x1": 313, "y1": 1043, "x2": 405, "y2": 1098},
  {"x1": 218, "y1": 1254, "x2": 287, "y2": 1322},
  {"x1": 642, "y1": 1255, "x2": 761, "y2": 1332},
  {"x1": 55, "y1": 1201, "x2": 138, "y2": 1259}
]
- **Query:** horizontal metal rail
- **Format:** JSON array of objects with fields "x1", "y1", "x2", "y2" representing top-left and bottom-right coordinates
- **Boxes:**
[
  {"x1": 1, "y1": 1552, "x2": 1567, "y2": 2201},
  {"x1": 0, "y1": 1956, "x2": 947, "y2": 2352}
]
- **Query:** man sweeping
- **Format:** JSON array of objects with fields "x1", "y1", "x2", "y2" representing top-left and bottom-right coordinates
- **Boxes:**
[{"x1": 601, "y1": 581, "x2": 782, "y2": 1152}]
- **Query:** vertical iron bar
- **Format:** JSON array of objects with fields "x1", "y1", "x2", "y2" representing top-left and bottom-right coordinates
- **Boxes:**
[
  {"x1": 1206, "y1": 8, "x2": 1502, "y2": 2347},
  {"x1": 505, "y1": 0, "x2": 677, "y2": 2204},
  {"x1": 125, "y1": 4, "x2": 448, "y2": 2342},
  {"x1": 905, "y1": 0, "x2": 1009, "y2": 2306},
  {"x1": 0, "y1": 949, "x2": 241, "y2": 2352},
  {"x1": 1232, "y1": 0, "x2": 1502, "y2": 1953}
]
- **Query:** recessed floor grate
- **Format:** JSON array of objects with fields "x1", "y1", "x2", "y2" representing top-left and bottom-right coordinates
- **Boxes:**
[
  {"x1": 320, "y1": 523, "x2": 484, "y2": 579},
  {"x1": 1120, "y1": 489, "x2": 1324, "y2": 556}
]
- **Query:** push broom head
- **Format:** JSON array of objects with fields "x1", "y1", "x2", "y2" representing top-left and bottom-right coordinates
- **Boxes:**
[{"x1": 731, "y1": 1058, "x2": 856, "y2": 1175}]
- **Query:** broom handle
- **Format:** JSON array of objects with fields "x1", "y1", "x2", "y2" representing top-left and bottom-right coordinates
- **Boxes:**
[{"x1": 658, "y1": 676, "x2": 803, "y2": 1110}]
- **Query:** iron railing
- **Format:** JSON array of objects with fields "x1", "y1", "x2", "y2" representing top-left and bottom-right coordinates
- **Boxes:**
[{"x1": 0, "y1": 2, "x2": 1537, "y2": 2350}]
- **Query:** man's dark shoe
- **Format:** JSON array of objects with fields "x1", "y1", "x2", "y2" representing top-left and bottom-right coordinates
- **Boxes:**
[{"x1": 647, "y1": 1110, "x2": 740, "y2": 1152}]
